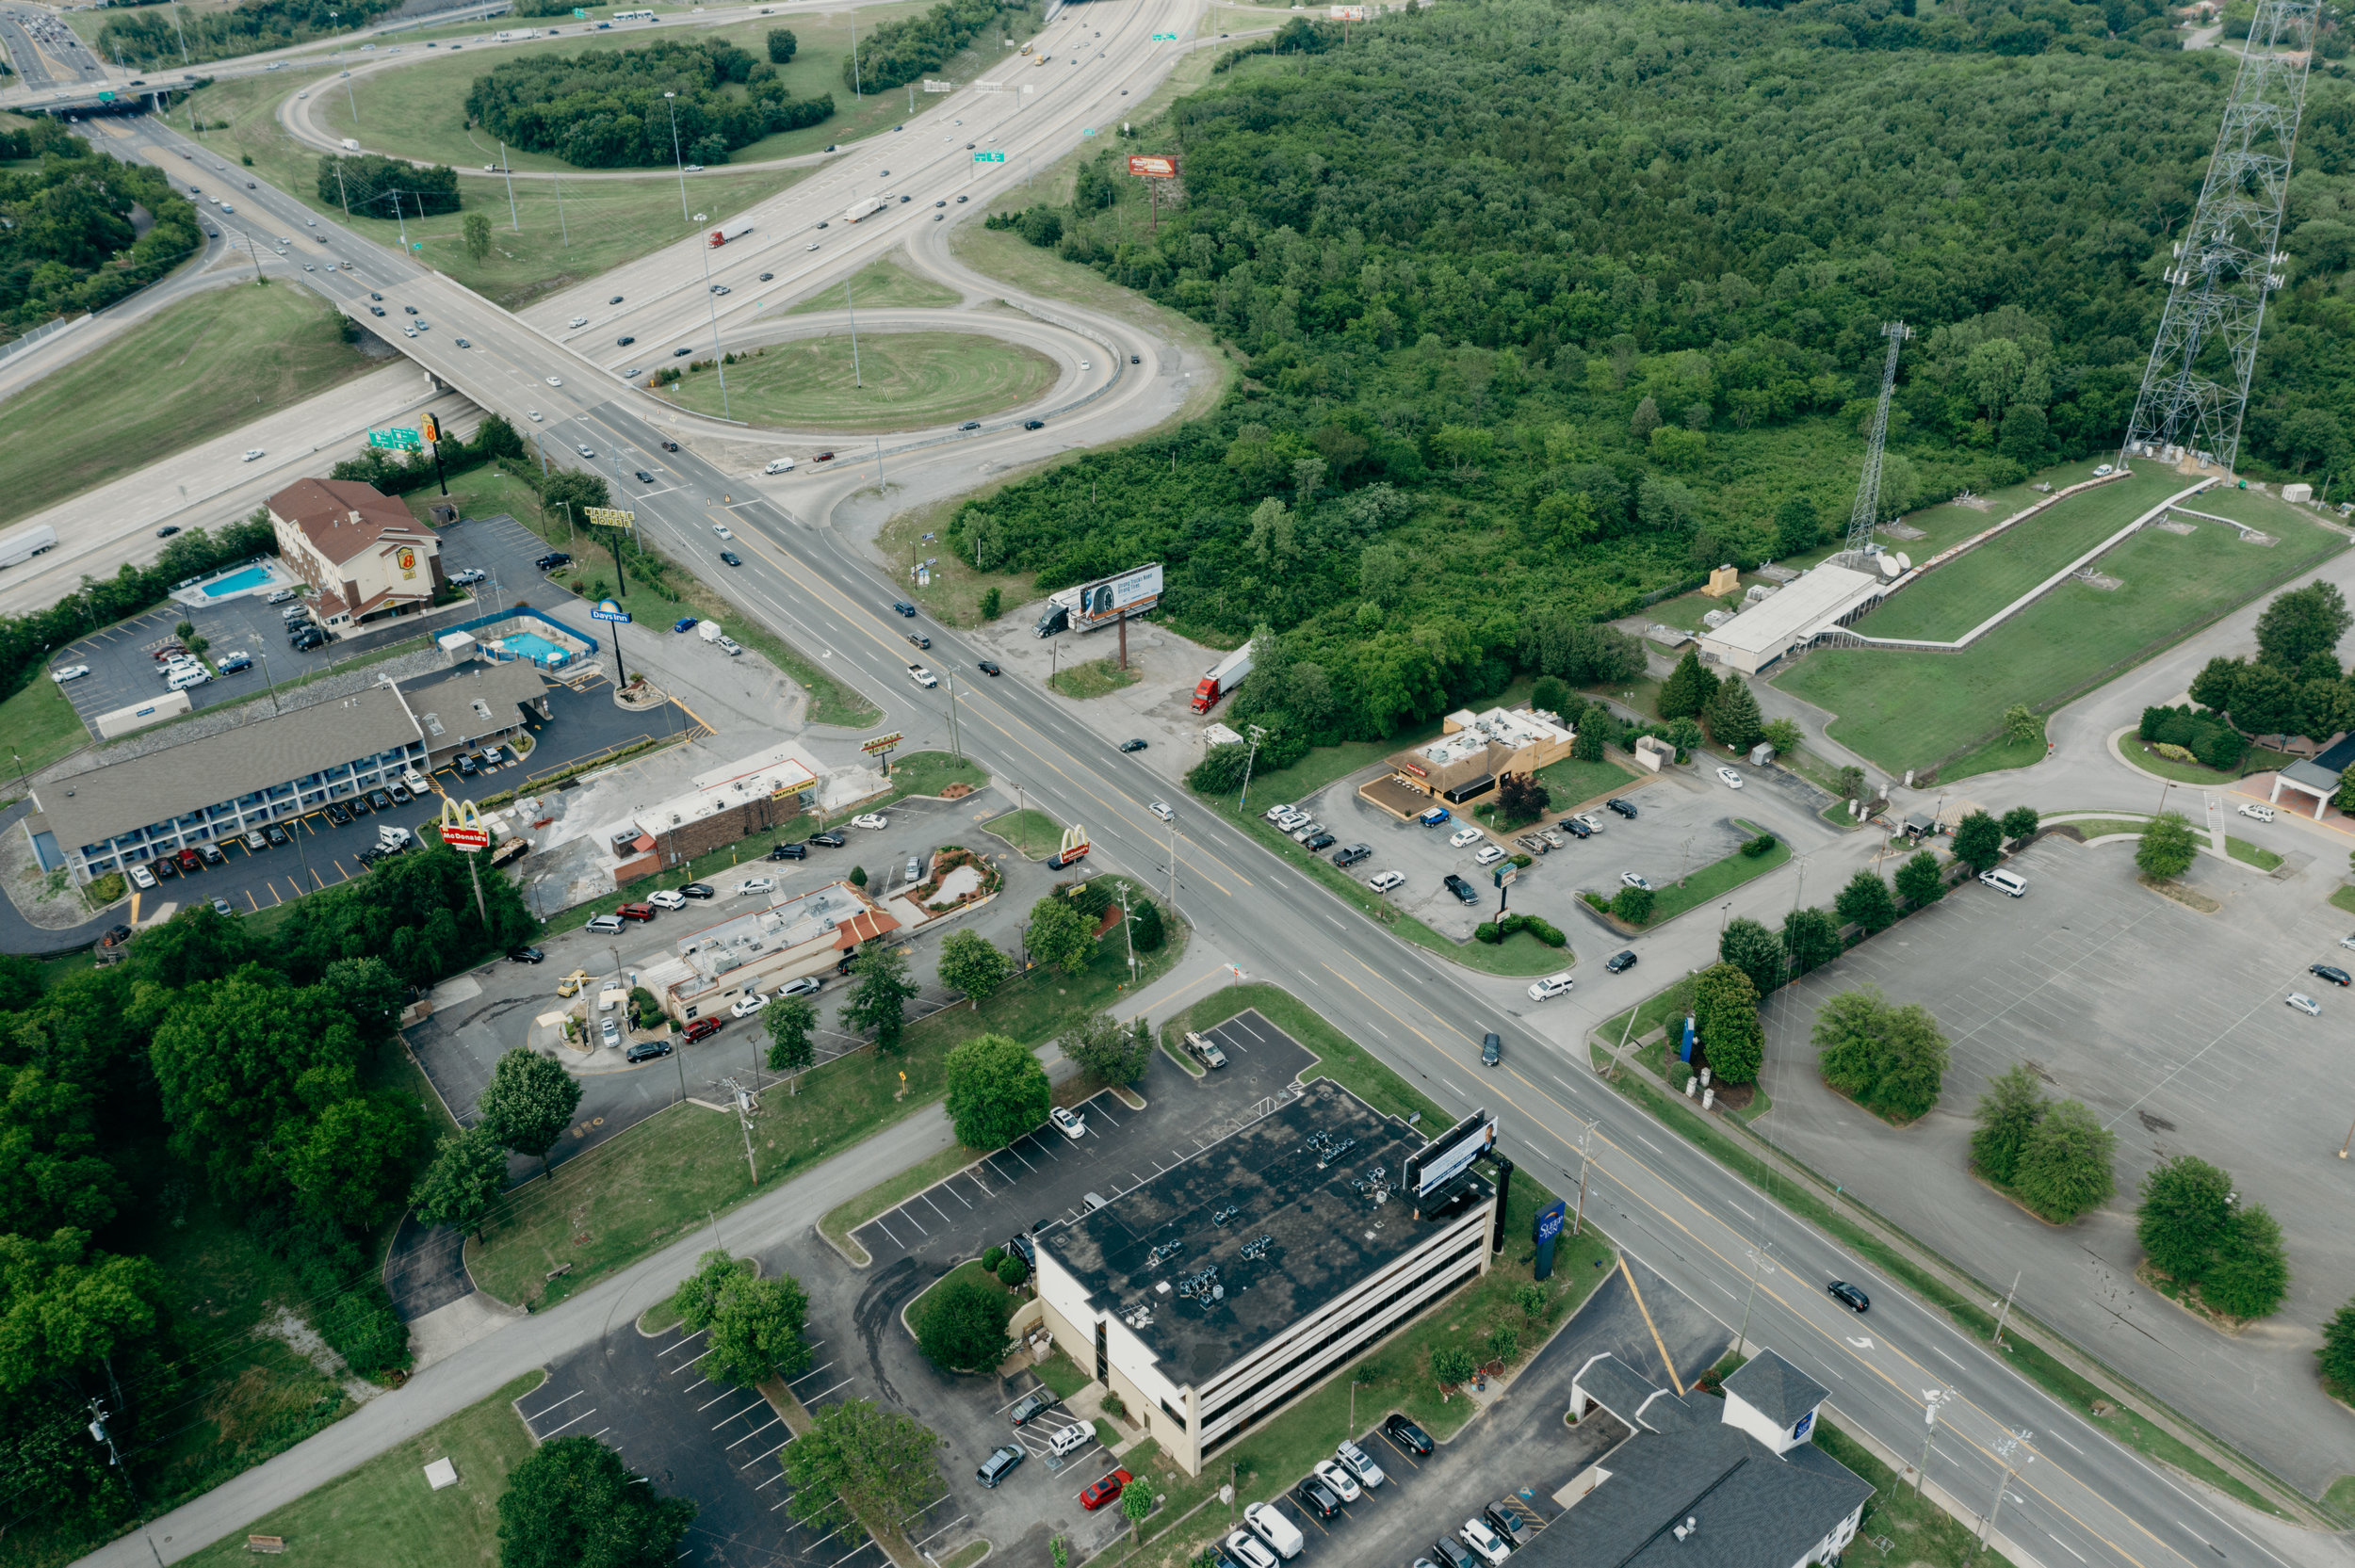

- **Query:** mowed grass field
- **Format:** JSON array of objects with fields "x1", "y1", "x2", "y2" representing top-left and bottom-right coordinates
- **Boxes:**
[
  {"x1": 312, "y1": 3, "x2": 961, "y2": 174},
  {"x1": 0, "y1": 283, "x2": 373, "y2": 527},
  {"x1": 174, "y1": 73, "x2": 808, "y2": 311},
  {"x1": 1852, "y1": 467, "x2": 2188, "y2": 641},
  {"x1": 0, "y1": 669, "x2": 93, "y2": 778},
  {"x1": 1776, "y1": 489, "x2": 2346, "y2": 773},
  {"x1": 178, "y1": 1372, "x2": 545, "y2": 1568},
  {"x1": 658, "y1": 331, "x2": 1054, "y2": 432},
  {"x1": 782, "y1": 252, "x2": 962, "y2": 315}
]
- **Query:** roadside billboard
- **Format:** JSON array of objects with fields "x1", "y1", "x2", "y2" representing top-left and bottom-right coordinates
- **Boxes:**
[
  {"x1": 1329, "y1": 6, "x2": 1367, "y2": 18},
  {"x1": 1127, "y1": 154, "x2": 1178, "y2": 179},
  {"x1": 1404, "y1": 1109, "x2": 1496, "y2": 1199},
  {"x1": 1071, "y1": 562, "x2": 1164, "y2": 628}
]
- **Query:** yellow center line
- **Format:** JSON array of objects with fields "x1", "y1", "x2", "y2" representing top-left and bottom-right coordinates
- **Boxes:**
[{"x1": 1618, "y1": 1255, "x2": 1684, "y2": 1394}]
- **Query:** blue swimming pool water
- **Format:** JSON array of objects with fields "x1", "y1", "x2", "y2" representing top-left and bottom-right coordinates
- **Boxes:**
[
  {"x1": 501, "y1": 631, "x2": 567, "y2": 664},
  {"x1": 200, "y1": 565, "x2": 273, "y2": 597}
]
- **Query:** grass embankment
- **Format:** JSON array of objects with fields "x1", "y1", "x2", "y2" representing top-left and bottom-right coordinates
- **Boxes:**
[
  {"x1": 1185, "y1": 714, "x2": 1573, "y2": 978},
  {"x1": 983, "y1": 807, "x2": 1063, "y2": 860},
  {"x1": 1100, "y1": 993, "x2": 1615, "y2": 1568},
  {"x1": 446, "y1": 458, "x2": 878, "y2": 726},
  {"x1": 0, "y1": 283, "x2": 374, "y2": 527},
  {"x1": 1776, "y1": 485, "x2": 2345, "y2": 775},
  {"x1": 2329, "y1": 885, "x2": 2355, "y2": 917},
  {"x1": 782, "y1": 254, "x2": 962, "y2": 315},
  {"x1": 178, "y1": 59, "x2": 792, "y2": 312},
  {"x1": 0, "y1": 668, "x2": 91, "y2": 776},
  {"x1": 178, "y1": 1371, "x2": 545, "y2": 1568},
  {"x1": 1533, "y1": 753, "x2": 1641, "y2": 811},
  {"x1": 469, "y1": 881, "x2": 1186, "y2": 1306},
  {"x1": 1855, "y1": 470, "x2": 2184, "y2": 641},
  {"x1": 315, "y1": 3, "x2": 947, "y2": 172},
  {"x1": 1587, "y1": 1022, "x2": 2294, "y2": 1519},
  {"x1": 540, "y1": 750, "x2": 984, "y2": 934},
  {"x1": 658, "y1": 331, "x2": 1055, "y2": 435},
  {"x1": 1046, "y1": 655, "x2": 1141, "y2": 700}
]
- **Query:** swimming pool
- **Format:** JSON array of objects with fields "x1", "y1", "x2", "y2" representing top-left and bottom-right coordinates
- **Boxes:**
[
  {"x1": 498, "y1": 631, "x2": 572, "y2": 667},
  {"x1": 200, "y1": 565, "x2": 274, "y2": 598}
]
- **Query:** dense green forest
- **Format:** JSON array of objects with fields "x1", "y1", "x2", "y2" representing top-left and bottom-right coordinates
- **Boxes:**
[
  {"x1": 843, "y1": 0, "x2": 1038, "y2": 94},
  {"x1": 960, "y1": 0, "x2": 2355, "y2": 753},
  {"x1": 464, "y1": 38, "x2": 833, "y2": 168},
  {"x1": 99, "y1": 0, "x2": 400, "y2": 69},
  {"x1": 0, "y1": 864, "x2": 535, "y2": 1544},
  {"x1": 0, "y1": 123, "x2": 203, "y2": 335},
  {"x1": 315, "y1": 153, "x2": 463, "y2": 218}
]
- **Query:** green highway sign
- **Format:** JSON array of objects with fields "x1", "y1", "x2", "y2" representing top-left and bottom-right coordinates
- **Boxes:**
[
  {"x1": 97, "y1": 89, "x2": 115, "y2": 102},
  {"x1": 572, "y1": 6, "x2": 589, "y2": 12},
  {"x1": 1152, "y1": 30, "x2": 1179, "y2": 40},
  {"x1": 369, "y1": 428, "x2": 422, "y2": 451},
  {"x1": 1082, "y1": 127, "x2": 1096, "y2": 137},
  {"x1": 973, "y1": 150, "x2": 1006, "y2": 162}
]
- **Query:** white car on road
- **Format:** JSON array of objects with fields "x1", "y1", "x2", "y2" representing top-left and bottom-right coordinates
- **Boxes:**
[
  {"x1": 647, "y1": 888, "x2": 687, "y2": 910},
  {"x1": 713, "y1": 524, "x2": 734, "y2": 539},
  {"x1": 243, "y1": 448, "x2": 266, "y2": 461},
  {"x1": 1619, "y1": 871, "x2": 1652, "y2": 891},
  {"x1": 2287, "y1": 992, "x2": 2322, "y2": 1016},
  {"x1": 852, "y1": 814, "x2": 888, "y2": 830},
  {"x1": 545, "y1": 375, "x2": 563, "y2": 386},
  {"x1": 1450, "y1": 826, "x2": 1483, "y2": 848},
  {"x1": 1716, "y1": 766, "x2": 1745, "y2": 788},
  {"x1": 1148, "y1": 800, "x2": 1174, "y2": 823},
  {"x1": 2237, "y1": 801, "x2": 2275, "y2": 822},
  {"x1": 1049, "y1": 1106, "x2": 1086, "y2": 1141},
  {"x1": 1368, "y1": 870, "x2": 1405, "y2": 894},
  {"x1": 51, "y1": 665, "x2": 89, "y2": 682},
  {"x1": 731, "y1": 992, "x2": 771, "y2": 1019},
  {"x1": 734, "y1": 876, "x2": 776, "y2": 897},
  {"x1": 1527, "y1": 972, "x2": 1574, "y2": 1001}
]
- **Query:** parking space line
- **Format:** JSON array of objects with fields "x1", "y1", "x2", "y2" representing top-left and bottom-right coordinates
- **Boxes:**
[
  {"x1": 940, "y1": 1182, "x2": 973, "y2": 1208},
  {"x1": 920, "y1": 1190, "x2": 952, "y2": 1224},
  {"x1": 698, "y1": 1387, "x2": 744, "y2": 1411},
  {"x1": 894, "y1": 1205, "x2": 929, "y2": 1235},
  {"x1": 535, "y1": 1404, "x2": 600, "y2": 1438},
  {"x1": 713, "y1": 1399, "x2": 766, "y2": 1431},
  {"x1": 520, "y1": 1389, "x2": 585, "y2": 1422},
  {"x1": 788, "y1": 1359, "x2": 837, "y2": 1384},
  {"x1": 727, "y1": 1414, "x2": 785, "y2": 1449},
  {"x1": 1001, "y1": 1143, "x2": 1039, "y2": 1173},
  {"x1": 871, "y1": 1218, "x2": 902, "y2": 1249},
  {"x1": 801, "y1": 1376, "x2": 854, "y2": 1402}
]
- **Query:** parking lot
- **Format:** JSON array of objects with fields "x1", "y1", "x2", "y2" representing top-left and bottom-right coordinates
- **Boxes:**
[
  {"x1": 1286, "y1": 771, "x2": 1779, "y2": 943},
  {"x1": 1756, "y1": 830, "x2": 2355, "y2": 1489},
  {"x1": 519, "y1": 1312, "x2": 938, "y2": 1568},
  {"x1": 47, "y1": 508, "x2": 578, "y2": 737}
]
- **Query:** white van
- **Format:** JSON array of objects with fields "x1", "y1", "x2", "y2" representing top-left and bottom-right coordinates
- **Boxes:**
[
  {"x1": 166, "y1": 667, "x2": 211, "y2": 690},
  {"x1": 1978, "y1": 868, "x2": 2026, "y2": 897},
  {"x1": 764, "y1": 457, "x2": 796, "y2": 474},
  {"x1": 1244, "y1": 1502, "x2": 1304, "y2": 1560}
]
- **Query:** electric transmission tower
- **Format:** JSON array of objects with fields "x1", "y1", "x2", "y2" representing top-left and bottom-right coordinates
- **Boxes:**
[
  {"x1": 1840, "y1": 322, "x2": 1911, "y2": 563},
  {"x1": 2121, "y1": 0, "x2": 2319, "y2": 476}
]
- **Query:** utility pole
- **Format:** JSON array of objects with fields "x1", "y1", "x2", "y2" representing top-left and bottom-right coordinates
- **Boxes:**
[
  {"x1": 333, "y1": 158, "x2": 351, "y2": 218},
  {"x1": 721, "y1": 1078, "x2": 758, "y2": 1183},
  {"x1": 947, "y1": 672, "x2": 961, "y2": 757},
  {"x1": 85, "y1": 1401, "x2": 168, "y2": 1568},
  {"x1": 664, "y1": 91, "x2": 689, "y2": 222},
  {"x1": 1735, "y1": 1236, "x2": 1771, "y2": 1353},
  {"x1": 1236, "y1": 723, "x2": 1267, "y2": 812},
  {"x1": 1974, "y1": 1430, "x2": 2033, "y2": 1560},
  {"x1": 1572, "y1": 1118, "x2": 1598, "y2": 1237},
  {"x1": 850, "y1": 13, "x2": 861, "y2": 97},
  {"x1": 845, "y1": 272, "x2": 864, "y2": 387},
  {"x1": 500, "y1": 140, "x2": 518, "y2": 231},
  {"x1": 1118, "y1": 883, "x2": 1136, "y2": 980},
  {"x1": 1917, "y1": 1390, "x2": 1949, "y2": 1497},
  {"x1": 554, "y1": 174, "x2": 568, "y2": 246},
  {"x1": 1990, "y1": 1269, "x2": 2022, "y2": 1349}
]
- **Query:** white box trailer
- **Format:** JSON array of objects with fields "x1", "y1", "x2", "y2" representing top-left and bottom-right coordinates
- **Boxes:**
[
  {"x1": 0, "y1": 522, "x2": 59, "y2": 569},
  {"x1": 706, "y1": 218, "x2": 754, "y2": 247}
]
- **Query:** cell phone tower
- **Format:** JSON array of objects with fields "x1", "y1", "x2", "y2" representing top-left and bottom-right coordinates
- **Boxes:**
[
  {"x1": 2121, "y1": 0, "x2": 2320, "y2": 477},
  {"x1": 1839, "y1": 322, "x2": 1911, "y2": 564}
]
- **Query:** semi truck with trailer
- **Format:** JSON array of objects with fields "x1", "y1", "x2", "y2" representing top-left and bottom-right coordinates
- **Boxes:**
[
  {"x1": 706, "y1": 218, "x2": 755, "y2": 247},
  {"x1": 0, "y1": 523, "x2": 58, "y2": 570},
  {"x1": 843, "y1": 196, "x2": 888, "y2": 224},
  {"x1": 1190, "y1": 640, "x2": 1254, "y2": 713}
]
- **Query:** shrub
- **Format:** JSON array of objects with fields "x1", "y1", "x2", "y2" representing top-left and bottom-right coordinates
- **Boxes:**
[
  {"x1": 997, "y1": 1253, "x2": 1030, "y2": 1287},
  {"x1": 2009, "y1": 1100, "x2": 2115, "y2": 1223},
  {"x1": 1812, "y1": 985, "x2": 1949, "y2": 1123},
  {"x1": 915, "y1": 1274, "x2": 1013, "y2": 1371},
  {"x1": 1739, "y1": 832, "x2": 1778, "y2": 859},
  {"x1": 1611, "y1": 885, "x2": 1655, "y2": 924},
  {"x1": 1473, "y1": 922, "x2": 1502, "y2": 945},
  {"x1": 982, "y1": 1245, "x2": 1005, "y2": 1272},
  {"x1": 2319, "y1": 1296, "x2": 2355, "y2": 1396},
  {"x1": 87, "y1": 872, "x2": 126, "y2": 906},
  {"x1": 1431, "y1": 1346, "x2": 1477, "y2": 1386}
]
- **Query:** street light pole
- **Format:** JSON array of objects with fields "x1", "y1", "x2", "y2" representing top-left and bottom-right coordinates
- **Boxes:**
[
  {"x1": 499, "y1": 140, "x2": 518, "y2": 232},
  {"x1": 695, "y1": 238, "x2": 731, "y2": 419},
  {"x1": 1916, "y1": 1391, "x2": 1948, "y2": 1497},
  {"x1": 664, "y1": 92, "x2": 689, "y2": 222}
]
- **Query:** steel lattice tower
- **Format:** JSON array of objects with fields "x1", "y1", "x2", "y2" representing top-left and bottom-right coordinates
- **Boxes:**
[
  {"x1": 2122, "y1": 0, "x2": 2319, "y2": 476},
  {"x1": 1841, "y1": 322, "x2": 1911, "y2": 562}
]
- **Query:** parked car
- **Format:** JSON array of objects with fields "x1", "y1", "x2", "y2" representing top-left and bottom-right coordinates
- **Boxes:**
[
  {"x1": 852, "y1": 813, "x2": 888, "y2": 830},
  {"x1": 1418, "y1": 806, "x2": 1453, "y2": 828},
  {"x1": 2310, "y1": 963, "x2": 2351, "y2": 987},
  {"x1": 1383, "y1": 1414, "x2": 1435, "y2": 1454},
  {"x1": 587, "y1": 913, "x2": 625, "y2": 934},
  {"x1": 326, "y1": 802, "x2": 352, "y2": 825},
  {"x1": 1444, "y1": 873, "x2": 1480, "y2": 904},
  {"x1": 1184, "y1": 1030, "x2": 1227, "y2": 1069},
  {"x1": 1009, "y1": 1389, "x2": 1056, "y2": 1426},
  {"x1": 1485, "y1": 1501, "x2": 1535, "y2": 1548},
  {"x1": 1225, "y1": 1530, "x2": 1280, "y2": 1568},
  {"x1": 648, "y1": 888, "x2": 688, "y2": 910},
  {"x1": 1293, "y1": 1477, "x2": 1341, "y2": 1520},
  {"x1": 128, "y1": 864, "x2": 158, "y2": 890},
  {"x1": 684, "y1": 1016, "x2": 724, "y2": 1042},
  {"x1": 809, "y1": 832, "x2": 847, "y2": 849},
  {"x1": 1245, "y1": 1502, "x2": 1304, "y2": 1560},
  {"x1": 1335, "y1": 1439, "x2": 1385, "y2": 1488},
  {"x1": 731, "y1": 992, "x2": 771, "y2": 1019},
  {"x1": 1716, "y1": 766, "x2": 1746, "y2": 789},
  {"x1": 1459, "y1": 1518, "x2": 1512, "y2": 1566},
  {"x1": 1369, "y1": 870, "x2": 1405, "y2": 894},
  {"x1": 2287, "y1": 991, "x2": 2322, "y2": 1016},
  {"x1": 1333, "y1": 843, "x2": 1372, "y2": 866},
  {"x1": 1311, "y1": 1460, "x2": 1361, "y2": 1503},
  {"x1": 625, "y1": 1040, "x2": 674, "y2": 1064},
  {"x1": 1305, "y1": 832, "x2": 1337, "y2": 852},
  {"x1": 977, "y1": 1446, "x2": 1024, "y2": 1488},
  {"x1": 1619, "y1": 871, "x2": 1652, "y2": 891},
  {"x1": 508, "y1": 947, "x2": 545, "y2": 964},
  {"x1": 1473, "y1": 844, "x2": 1506, "y2": 866},
  {"x1": 1450, "y1": 826, "x2": 1483, "y2": 848},
  {"x1": 1049, "y1": 1106, "x2": 1087, "y2": 1141},
  {"x1": 1080, "y1": 1467, "x2": 1132, "y2": 1510},
  {"x1": 1606, "y1": 797, "x2": 1640, "y2": 818},
  {"x1": 265, "y1": 824, "x2": 290, "y2": 847},
  {"x1": 735, "y1": 876, "x2": 776, "y2": 897},
  {"x1": 779, "y1": 976, "x2": 824, "y2": 998}
]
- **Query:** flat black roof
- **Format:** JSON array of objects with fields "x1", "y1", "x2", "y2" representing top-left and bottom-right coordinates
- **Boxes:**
[{"x1": 1041, "y1": 1071, "x2": 1469, "y2": 1389}]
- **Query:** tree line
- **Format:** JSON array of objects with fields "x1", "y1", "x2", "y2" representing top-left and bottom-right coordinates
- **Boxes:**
[
  {"x1": 99, "y1": 0, "x2": 400, "y2": 69},
  {"x1": 950, "y1": 0, "x2": 2355, "y2": 754},
  {"x1": 2, "y1": 124, "x2": 205, "y2": 335},
  {"x1": 0, "y1": 846, "x2": 538, "y2": 1539},
  {"x1": 463, "y1": 39, "x2": 832, "y2": 170},
  {"x1": 841, "y1": 0, "x2": 1036, "y2": 95},
  {"x1": 314, "y1": 153, "x2": 463, "y2": 218}
]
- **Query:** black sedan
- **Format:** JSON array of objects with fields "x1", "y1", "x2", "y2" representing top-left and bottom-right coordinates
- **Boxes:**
[
  {"x1": 625, "y1": 1040, "x2": 674, "y2": 1064},
  {"x1": 1383, "y1": 1414, "x2": 1434, "y2": 1455},
  {"x1": 1304, "y1": 832, "x2": 1335, "y2": 851},
  {"x1": 325, "y1": 802, "x2": 351, "y2": 825},
  {"x1": 720, "y1": 551, "x2": 743, "y2": 567},
  {"x1": 264, "y1": 824, "x2": 290, "y2": 847},
  {"x1": 508, "y1": 947, "x2": 545, "y2": 964},
  {"x1": 1023, "y1": 419, "x2": 1046, "y2": 430},
  {"x1": 617, "y1": 334, "x2": 635, "y2": 346},
  {"x1": 681, "y1": 882, "x2": 716, "y2": 899},
  {"x1": 1606, "y1": 797, "x2": 1640, "y2": 819},
  {"x1": 1482, "y1": 1030, "x2": 1502, "y2": 1066},
  {"x1": 978, "y1": 660, "x2": 1001, "y2": 676},
  {"x1": 635, "y1": 469, "x2": 656, "y2": 483},
  {"x1": 1561, "y1": 817, "x2": 1593, "y2": 838},
  {"x1": 1118, "y1": 738, "x2": 1148, "y2": 753},
  {"x1": 809, "y1": 831, "x2": 847, "y2": 849},
  {"x1": 1827, "y1": 1280, "x2": 1870, "y2": 1313},
  {"x1": 2310, "y1": 963, "x2": 2351, "y2": 987}
]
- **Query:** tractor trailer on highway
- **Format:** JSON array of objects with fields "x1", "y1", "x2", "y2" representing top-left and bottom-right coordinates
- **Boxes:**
[
  {"x1": 1190, "y1": 640, "x2": 1254, "y2": 713},
  {"x1": 0, "y1": 522, "x2": 58, "y2": 570},
  {"x1": 706, "y1": 218, "x2": 754, "y2": 247},
  {"x1": 843, "y1": 196, "x2": 888, "y2": 224}
]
